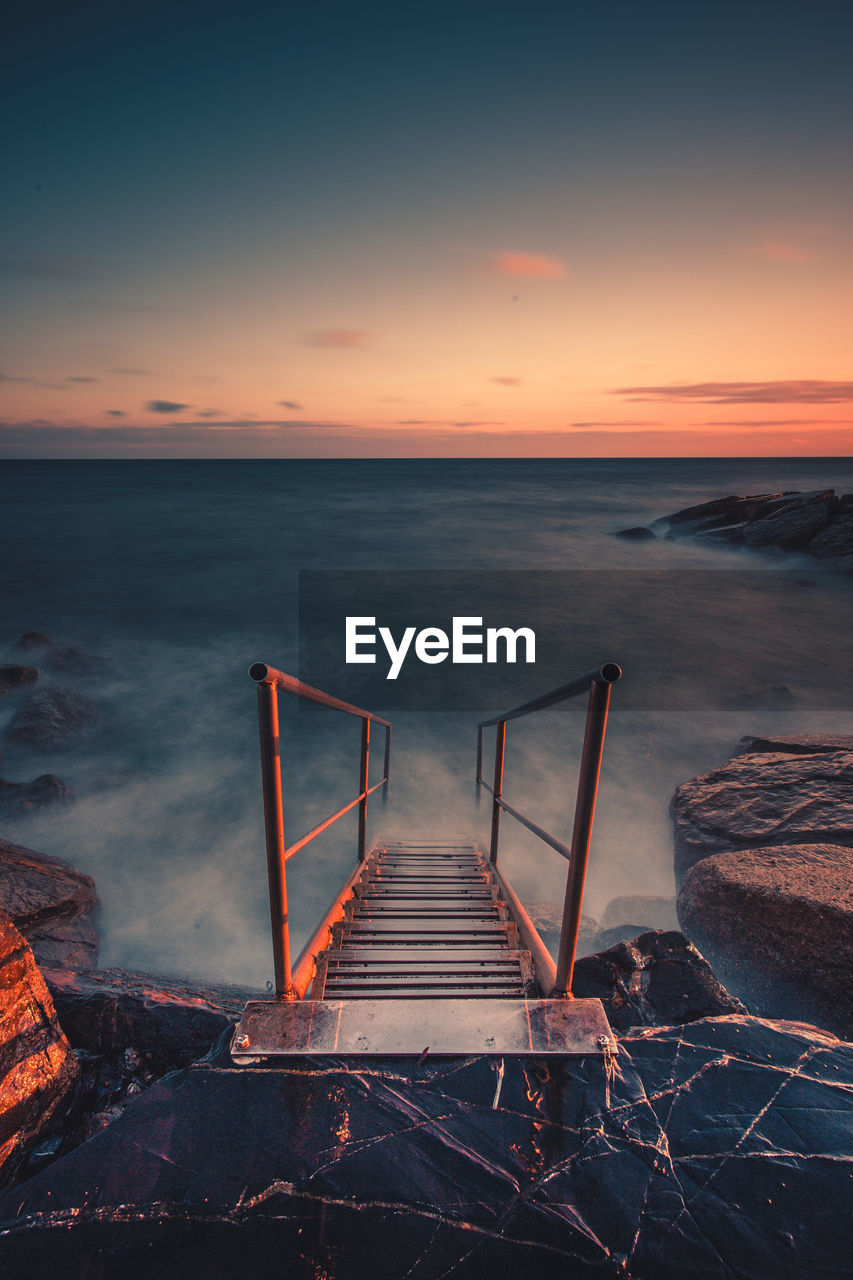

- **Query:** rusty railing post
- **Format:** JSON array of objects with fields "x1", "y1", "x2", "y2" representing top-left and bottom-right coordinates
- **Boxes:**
[
  {"x1": 489, "y1": 720, "x2": 506, "y2": 864},
  {"x1": 552, "y1": 677, "x2": 613, "y2": 997},
  {"x1": 358, "y1": 716, "x2": 370, "y2": 860},
  {"x1": 382, "y1": 723, "x2": 391, "y2": 805},
  {"x1": 256, "y1": 678, "x2": 293, "y2": 999}
]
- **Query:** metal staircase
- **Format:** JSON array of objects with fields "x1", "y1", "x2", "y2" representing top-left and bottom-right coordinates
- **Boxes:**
[
  {"x1": 311, "y1": 842, "x2": 536, "y2": 1001},
  {"x1": 231, "y1": 660, "x2": 621, "y2": 1061}
]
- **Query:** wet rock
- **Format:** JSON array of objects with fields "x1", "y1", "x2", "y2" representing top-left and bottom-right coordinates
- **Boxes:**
[
  {"x1": 572, "y1": 929, "x2": 745, "y2": 1030},
  {"x1": 4, "y1": 687, "x2": 100, "y2": 751},
  {"x1": 650, "y1": 492, "x2": 786, "y2": 537},
  {"x1": 42, "y1": 967, "x2": 259, "y2": 1075},
  {"x1": 526, "y1": 902, "x2": 599, "y2": 957},
  {"x1": 601, "y1": 893, "x2": 678, "y2": 932},
  {"x1": 41, "y1": 645, "x2": 107, "y2": 679},
  {"x1": 677, "y1": 843, "x2": 853, "y2": 1038},
  {"x1": 736, "y1": 732, "x2": 853, "y2": 755},
  {"x1": 0, "y1": 836, "x2": 99, "y2": 970},
  {"x1": 741, "y1": 490, "x2": 834, "y2": 549},
  {"x1": 4, "y1": 634, "x2": 52, "y2": 660},
  {"x1": 0, "y1": 775, "x2": 70, "y2": 820},
  {"x1": 0, "y1": 667, "x2": 38, "y2": 697},
  {"x1": 808, "y1": 512, "x2": 853, "y2": 558},
  {"x1": 671, "y1": 745, "x2": 853, "y2": 883},
  {"x1": 0, "y1": 1015, "x2": 847, "y2": 1279},
  {"x1": 614, "y1": 525, "x2": 656, "y2": 539},
  {"x1": 0, "y1": 913, "x2": 79, "y2": 1189}
]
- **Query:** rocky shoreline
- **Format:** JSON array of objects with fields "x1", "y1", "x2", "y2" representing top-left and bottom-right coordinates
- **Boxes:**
[{"x1": 617, "y1": 486, "x2": 853, "y2": 567}]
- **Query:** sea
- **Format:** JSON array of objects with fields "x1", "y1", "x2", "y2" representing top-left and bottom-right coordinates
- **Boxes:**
[{"x1": 3, "y1": 456, "x2": 853, "y2": 989}]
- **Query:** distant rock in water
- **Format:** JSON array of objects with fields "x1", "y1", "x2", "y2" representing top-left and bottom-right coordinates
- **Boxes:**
[
  {"x1": 0, "y1": 666, "x2": 39, "y2": 697},
  {"x1": 0, "y1": 912, "x2": 79, "y2": 1189},
  {"x1": 2, "y1": 1014, "x2": 849, "y2": 1278},
  {"x1": 5, "y1": 687, "x2": 100, "y2": 751},
  {"x1": 0, "y1": 835, "x2": 99, "y2": 970},
  {"x1": 572, "y1": 928, "x2": 745, "y2": 1030},
  {"x1": 0, "y1": 774, "x2": 70, "y2": 819},
  {"x1": 614, "y1": 524, "x2": 656, "y2": 540},
  {"x1": 614, "y1": 487, "x2": 853, "y2": 567},
  {"x1": 4, "y1": 633, "x2": 52, "y2": 660},
  {"x1": 601, "y1": 892, "x2": 679, "y2": 932}
]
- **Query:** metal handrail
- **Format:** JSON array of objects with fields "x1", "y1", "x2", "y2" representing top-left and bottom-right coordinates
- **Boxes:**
[
  {"x1": 476, "y1": 662, "x2": 621, "y2": 998},
  {"x1": 249, "y1": 662, "x2": 391, "y2": 999}
]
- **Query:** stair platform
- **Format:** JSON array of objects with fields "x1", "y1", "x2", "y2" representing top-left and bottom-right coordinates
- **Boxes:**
[{"x1": 231, "y1": 996, "x2": 613, "y2": 1059}]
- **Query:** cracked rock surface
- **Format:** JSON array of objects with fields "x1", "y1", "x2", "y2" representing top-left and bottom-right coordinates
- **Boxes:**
[{"x1": 0, "y1": 1015, "x2": 850, "y2": 1279}]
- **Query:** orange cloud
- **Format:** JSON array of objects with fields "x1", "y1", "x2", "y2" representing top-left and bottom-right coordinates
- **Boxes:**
[
  {"x1": 491, "y1": 251, "x2": 566, "y2": 278},
  {"x1": 303, "y1": 329, "x2": 371, "y2": 348},
  {"x1": 748, "y1": 239, "x2": 815, "y2": 263},
  {"x1": 491, "y1": 376, "x2": 523, "y2": 385}
]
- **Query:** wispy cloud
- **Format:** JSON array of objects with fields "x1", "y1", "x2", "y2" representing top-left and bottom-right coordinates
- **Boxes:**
[
  {"x1": 197, "y1": 409, "x2": 224, "y2": 418},
  {"x1": 110, "y1": 367, "x2": 152, "y2": 376},
  {"x1": 0, "y1": 251, "x2": 105, "y2": 280},
  {"x1": 612, "y1": 380, "x2": 853, "y2": 405},
  {"x1": 145, "y1": 399, "x2": 191, "y2": 413},
  {"x1": 0, "y1": 372, "x2": 32, "y2": 383},
  {"x1": 748, "y1": 239, "x2": 816, "y2": 263},
  {"x1": 490, "y1": 251, "x2": 565, "y2": 279},
  {"x1": 104, "y1": 409, "x2": 126, "y2": 417},
  {"x1": 491, "y1": 376, "x2": 523, "y2": 386},
  {"x1": 65, "y1": 375, "x2": 99, "y2": 383},
  {"x1": 302, "y1": 329, "x2": 370, "y2": 348},
  {"x1": 277, "y1": 400, "x2": 304, "y2": 410}
]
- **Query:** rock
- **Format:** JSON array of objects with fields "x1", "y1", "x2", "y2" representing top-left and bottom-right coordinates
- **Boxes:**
[
  {"x1": 0, "y1": 1015, "x2": 848, "y2": 1278},
  {"x1": 736, "y1": 732, "x2": 853, "y2": 755},
  {"x1": 572, "y1": 929, "x2": 745, "y2": 1030},
  {"x1": 4, "y1": 634, "x2": 52, "y2": 660},
  {"x1": 0, "y1": 775, "x2": 71, "y2": 820},
  {"x1": 732, "y1": 684, "x2": 796, "y2": 709},
  {"x1": 614, "y1": 525, "x2": 656, "y2": 539},
  {"x1": 741, "y1": 490, "x2": 834, "y2": 549},
  {"x1": 0, "y1": 836, "x2": 99, "y2": 970},
  {"x1": 525, "y1": 903, "x2": 599, "y2": 957},
  {"x1": 0, "y1": 912, "x2": 79, "y2": 1189},
  {"x1": 601, "y1": 893, "x2": 679, "y2": 931},
  {"x1": 41, "y1": 645, "x2": 107, "y2": 679},
  {"x1": 671, "y1": 746, "x2": 853, "y2": 883},
  {"x1": 4, "y1": 688, "x2": 100, "y2": 751},
  {"x1": 651, "y1": 492, "x2": 786, "y2": 537},
  {"x1": 0, "y1": 667, "x2": 38, "y2": 697},
  {"x1": 808, "y1": 512, "x2": 853, "y2": 558},
  {"x1": 677, "y1": 843, "x2": 853, "y2": 1038},
  {"x1": 42, "y1": 967, "x2": 259, "y2": 1075}
]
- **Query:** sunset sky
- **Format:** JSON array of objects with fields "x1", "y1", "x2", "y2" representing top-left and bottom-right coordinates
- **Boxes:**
[{"x1": 2, "y1": 0, "x2": 852, "y2": 457}]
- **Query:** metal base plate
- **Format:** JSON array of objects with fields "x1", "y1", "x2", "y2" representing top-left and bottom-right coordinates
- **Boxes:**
[{"x1": 231, "y1": 997, "x2": 615, "y2": 1060}]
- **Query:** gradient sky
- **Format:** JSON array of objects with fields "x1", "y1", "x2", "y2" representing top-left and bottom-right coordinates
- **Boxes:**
[{"x1": 2, "y1": 0, "x2": 852, "y2": 457}]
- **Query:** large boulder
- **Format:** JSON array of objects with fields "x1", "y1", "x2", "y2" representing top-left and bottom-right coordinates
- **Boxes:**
[
  {"x1": 572, "y1": 929, "x2": 745, "y2": 1031},
  {"x1": 671, "y1": 746, "x2": 853, "y2": 884},
  {"x1": 42, "y1": 967, "x2": 258, "y2": 1075},
  {"x1": 0, "y1": 836, "x2": 99, "y2": 969},
  {"x1": 601, "y1": 893, "x2": 678, "y2": 931},
  {"x1": 0, "y1": 1016, "x2": 850, "y2": 1278},
  {"x1": 809, "y1": 512, "x2": 853, "y2": 558},
  {"x1": 678, "y1": 844, "x2": 853, "y2": 1038},
  {"x1": 5, "y1": 688, "x2": 100, "y2": 751},
  {"x1": 0, "y1": 913, "x2": 79, "y2": 1189}
]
